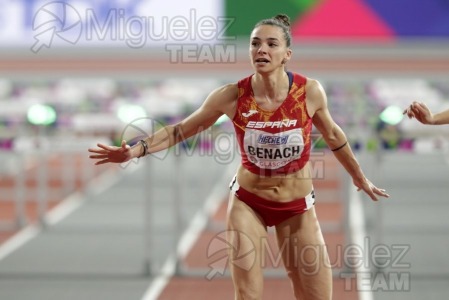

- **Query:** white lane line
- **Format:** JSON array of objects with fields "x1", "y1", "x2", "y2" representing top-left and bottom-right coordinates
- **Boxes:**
[
  {"x1": 44, "y1": 192, "x2": 85, "y2": 226},
  {"x1": 0, "y1": 226, "x2": 41, "y2": 261},
  {"x1": 139, "y1": 254, "x2": 177, "y2": 300},
  {"x1": 349, "y1": 187, "x2": 374, "y2": 300},
  {"x1": 45, "y1": 166, "x2": 125, "y2": 226},
  {"x1": 140, "y1": 161, "x2": 237, "y2": 300}
]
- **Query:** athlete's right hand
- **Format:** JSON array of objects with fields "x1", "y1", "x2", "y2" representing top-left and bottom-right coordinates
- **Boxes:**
[
  {"x1": 88, "y1": 140, "x2": 133, "y2": 165},
  {"x1": 403, "y1": 101, "x2": 434, "y2": 124}
]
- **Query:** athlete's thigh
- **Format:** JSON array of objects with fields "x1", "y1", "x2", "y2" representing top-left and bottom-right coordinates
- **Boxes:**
[
  {"x1": 226, "y1": 193, "x2": 268, "y2": 291},
  {"x1": 275, "y1": 207, "x2": 332, "y2": 299}
]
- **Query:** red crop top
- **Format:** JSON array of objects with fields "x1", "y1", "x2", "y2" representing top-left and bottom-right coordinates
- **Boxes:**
[{"x1": 232, "y1": 72, "x2": 312, "y2": 176}]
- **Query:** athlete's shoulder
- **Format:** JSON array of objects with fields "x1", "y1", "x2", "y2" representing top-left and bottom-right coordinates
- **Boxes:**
[
  {"x1": 305, "y1": 77, "x2": 325, "y2": 96},
  {"x1": 203, "y1": 83, "x2": 239, "y2": 113},
  {"x1": 209, "y1": 82, "x2": 238, "y2": 100},
  {"x1": 304, "y1": 77, "x2": 328, "y2": 114}
]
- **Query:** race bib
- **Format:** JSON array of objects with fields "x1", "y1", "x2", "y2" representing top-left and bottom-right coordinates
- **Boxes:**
[{"x1": 243, "y1": 128, "x2": 304, "y2": 169}]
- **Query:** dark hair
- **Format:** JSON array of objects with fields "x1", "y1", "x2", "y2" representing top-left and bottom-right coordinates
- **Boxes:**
[{"x1": 254, "y1": 14, "x2": 292, "y2": 47}]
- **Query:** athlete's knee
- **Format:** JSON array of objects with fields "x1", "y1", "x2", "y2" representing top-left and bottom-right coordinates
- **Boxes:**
[
  {"x1": 284, "y1": 269, "x2": 304, "y2": 299},
  {"x1": 234, "y1": 285, "x2": 262, "y2": 300},
  {"x1": 232, "y1": 270, "x2": 263, "y2": 300},
  {"x1": 284, "y1": 260, "x2": 332, "y2": 299},
  {"x1": 290, "y1": 268, "x2": 332, "y2": 300}
]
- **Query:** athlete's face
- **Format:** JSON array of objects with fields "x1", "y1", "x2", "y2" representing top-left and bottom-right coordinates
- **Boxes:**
[{"x1": 249, "y1": 25, "x2": 291, "y2": 73}]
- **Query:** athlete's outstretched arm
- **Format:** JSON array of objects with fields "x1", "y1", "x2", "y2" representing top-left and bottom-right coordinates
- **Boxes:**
[
  {"x1": 307, "y1": 79, "x2": 389, "y2": 201},
  {"x1": 88, "y1": 84, "x2": 237, "y2": 165},
  {"x1": 403, "y1": 101, "x2": 449, "y2": 125}
]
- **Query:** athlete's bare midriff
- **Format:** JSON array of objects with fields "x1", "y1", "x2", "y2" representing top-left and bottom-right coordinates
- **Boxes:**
[{"x1": 236, "y1": 163, "x2": 313, "y2": 202}]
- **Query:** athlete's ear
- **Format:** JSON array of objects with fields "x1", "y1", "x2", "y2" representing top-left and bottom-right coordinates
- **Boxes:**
[{"x1": 283, "y1": 48, "x2": 292, "y2": 64}]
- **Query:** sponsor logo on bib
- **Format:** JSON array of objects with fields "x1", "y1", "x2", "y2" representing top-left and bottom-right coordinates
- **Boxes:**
[{"x1": 243, "y1": 127, "x2": 304, "y2": 170}]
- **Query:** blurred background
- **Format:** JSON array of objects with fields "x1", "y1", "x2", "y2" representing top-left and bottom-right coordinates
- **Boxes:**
[{"x1": 0, "y1": 0, "x2": 449, "y2": 299}]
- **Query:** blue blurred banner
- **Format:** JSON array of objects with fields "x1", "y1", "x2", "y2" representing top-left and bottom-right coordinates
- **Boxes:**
[
  {"x1": 226, "y1": 0, "x2": 449, "y2": 40},
  {"x1": 0, "y1": 0, "x2": 224, "y2": 50},
  {"x1": 3, "y1": 0, "x2": 449, "y2": 50}
]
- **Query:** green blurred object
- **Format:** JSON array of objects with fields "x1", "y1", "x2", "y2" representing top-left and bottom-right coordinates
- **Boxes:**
[
  {"x1": 313, "y1": 136, "x2": 327, "y2": 149},
  {"x1": 379, "y1": 105, "x2": 404, "y2": 126},
  {"x1": 117, "y1": 104, "x2": 147, "y2": 124},
  {"x1": 214, "y1": 114, "x2": 229, "y2": 126},
  {"x1": 27, "y1": 104, "x2": 57, "y2": 126},
  {"x1": 225, "y1": 0, "x2": 319, "y2": 37},
  {"x1": 366, "y1": 138, "x2": 378, "y2": 152}
]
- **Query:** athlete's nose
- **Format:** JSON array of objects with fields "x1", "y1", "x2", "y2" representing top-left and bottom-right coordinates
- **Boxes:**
[{"x1": 257, "y1": 44, "x2": 268, "y2": 54}]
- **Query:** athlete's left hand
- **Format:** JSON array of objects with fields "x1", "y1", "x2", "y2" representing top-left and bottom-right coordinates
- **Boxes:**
[{"x1": 353, "y1": 177, "x2": 389, "y2": 201}]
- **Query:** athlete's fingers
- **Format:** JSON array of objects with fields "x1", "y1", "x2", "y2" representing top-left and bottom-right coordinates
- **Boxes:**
[
  {"x1": 97, "y1": 143, "x2": 118, "y2": 151},
  {"x1": 415, "y1": 103, "x2": 429, "y2": 114},
  {"x1": 412, "y1": 102, "x2": 424, "y2": 111},
  {"x1": 417, "y1": 102, "x2": 426, "y2": 108},
  {"x1": 121, "y1": 140, "x2": 128, "y2": 149},
  {"x1": 88, "y1": 148, "x2": 107, "y2": 154},
  {"x1": 404, "y1": 102, "x2": 417, "y2": 113},
  {"x1": 356, "y1": 184, "x2": 377, "y2": 201},
  {"x1": 410, "y1": 108, "x2": 421, "y2": 118},
  {"x1": 94, "y1": 158, "x2": 111, "y2": 165},
  {"x1": 403, "y1": 105, "x2": 413, "y2": 117},
  {"x1": 359, "y1": 179, "x2": 388, "y2": 201},
  {"x1": 407, "y1": 110, "x2": 416, "y2": 119},
  {"x1": 365, "y1": 188, "x2": 378, "y2": 201},
  {"x1": 373, "y1": 187, "x2": 390, "y2": 198},
  {"x1": 405, "y1": 101, "x2": 424, "y2": 118},
  {"x1": 96, "y1": 143, "x2": 107, "y2": 150},
  {"x1": 89, "y1": 154, "x2": 108, "y2": 159}
]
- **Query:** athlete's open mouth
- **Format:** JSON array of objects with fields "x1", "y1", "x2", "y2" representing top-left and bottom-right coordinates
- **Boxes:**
[{"x1": 255, "y1": 58, "x2": 270, "y2": 63}]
